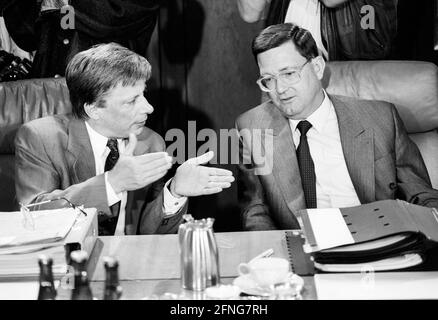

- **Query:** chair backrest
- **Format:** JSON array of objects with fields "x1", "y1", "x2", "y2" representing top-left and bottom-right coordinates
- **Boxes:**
[
  {"x1": 0, "y1": 77, "x2": 71, "y2": 210},
  {"x1": 0, "y1": 77, "x2": 71, "y2": 154},
  {"x1": 323, "y1": 60, "x2": 438, "y2": 188}
]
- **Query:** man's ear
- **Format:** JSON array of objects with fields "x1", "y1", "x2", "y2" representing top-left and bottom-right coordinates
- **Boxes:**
[
  {"x1": 84, "y1": 103, "x2": 100, "y2": 120},
  {"x1": 311, "y1": 55, "x2": 326, "y2": 80}
]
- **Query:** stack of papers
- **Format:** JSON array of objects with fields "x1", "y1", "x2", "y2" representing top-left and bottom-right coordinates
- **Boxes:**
[
  {"x1": 0, "y1": 244, "x2": 68, "y2": 279},
  {"x1": 0, "y1": 208, "x2": 93, "y2": 279},
  {"x1": 0, "y1": 208, "x2": 78, "y2": 247}
]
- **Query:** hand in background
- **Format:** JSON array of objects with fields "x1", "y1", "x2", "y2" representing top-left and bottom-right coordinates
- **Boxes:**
[
  {"x1": 170, "y1": 151, "x2": 234, "y2": 197},
  {"x1": 107, "y1": 133, "x2": 172, "y2": 193}
]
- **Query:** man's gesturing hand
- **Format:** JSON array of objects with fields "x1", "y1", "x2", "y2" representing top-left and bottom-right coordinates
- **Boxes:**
[
  {"x1": 170, "y1": 151, "x2": 234, "y2": 197},
  {"x1": 107, "y1": 133, "x2": 173, "y2": 193}
]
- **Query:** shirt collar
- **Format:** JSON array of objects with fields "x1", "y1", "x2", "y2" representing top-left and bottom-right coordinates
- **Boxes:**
[
  {"x1": 289, "y1": 90, "x2": 332, "y2": 134},
  {"x1": 85, "y1": 121, "x2": 113, "y2": 158}
]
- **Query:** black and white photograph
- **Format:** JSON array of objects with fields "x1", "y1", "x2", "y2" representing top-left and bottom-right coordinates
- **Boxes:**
[{"x1": 0, "y1": 0, "x2": 437, "y2": 311}]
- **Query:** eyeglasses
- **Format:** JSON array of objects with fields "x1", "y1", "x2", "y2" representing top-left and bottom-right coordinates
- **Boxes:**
[
  {"x1": 20, "y1": 197, "x2": 87, "y2": 230},
  {"x1": 256, "y1": 60, "x2": 310, "y2": 92}
]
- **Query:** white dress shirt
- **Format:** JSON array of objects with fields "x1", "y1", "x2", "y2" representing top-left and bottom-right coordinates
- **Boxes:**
[
  {"x1": 285, "y1": 0, "x2": 328, "y2": 59},
  {"x1": 289, "y1": 91, "x2": 361, "y2": 208},
  {"x1": 85, "y1": 122, "x2": 187, "y2": 235}
]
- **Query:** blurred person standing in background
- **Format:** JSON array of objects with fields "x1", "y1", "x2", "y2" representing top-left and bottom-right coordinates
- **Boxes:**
[
  {"x1": 2, "y1": 0, "x2": 161, "y2": 77},
  {"x1": 237, "y1": 0, "x2": 398, "y2": 61}
]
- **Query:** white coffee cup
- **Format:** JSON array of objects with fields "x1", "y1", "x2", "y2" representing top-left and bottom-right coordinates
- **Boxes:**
[{"x1": 238, "y1": 257, "x2": 290, "y2": 287}]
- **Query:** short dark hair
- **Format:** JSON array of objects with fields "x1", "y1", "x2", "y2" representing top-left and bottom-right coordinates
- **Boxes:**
[
  {"x1": 252, "y1": 23, "x2": 319, "y2": 61},
  {"x1": 65, "y1": 43, "x2": 152, "y2": 119}
]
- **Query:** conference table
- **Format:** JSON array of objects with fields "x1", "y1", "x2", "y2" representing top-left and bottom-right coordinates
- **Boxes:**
[{"x1": 56, "y1": 230, "x2": 438, "y2": 300}]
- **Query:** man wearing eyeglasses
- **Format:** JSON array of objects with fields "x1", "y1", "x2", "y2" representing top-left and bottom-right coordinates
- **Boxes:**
[
  {"x1": 15, "y1": 43, "x2": 234, "y2": 236},
  {"x1": 236, "y1": 23, "x2": 438, "y2": 231}
]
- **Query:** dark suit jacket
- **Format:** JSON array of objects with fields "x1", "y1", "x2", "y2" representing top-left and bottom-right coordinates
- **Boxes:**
[
  {"x1": 15, "y1": 114, "x2": 185, "y2": 235},
  {"x1": 236, "y1": 95, "x2": 438, "y2": 231}
]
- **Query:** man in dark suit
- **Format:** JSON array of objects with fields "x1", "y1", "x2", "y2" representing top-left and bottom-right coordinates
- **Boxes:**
[
  {"x1": 236, "y1": 23, "x2": 438, "y2": 231},
  {"x1": 15, "y1": 43, "x2": 234, "y2": 236}
]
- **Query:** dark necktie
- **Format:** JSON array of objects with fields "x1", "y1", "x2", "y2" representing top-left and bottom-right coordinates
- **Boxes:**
[
  {"x1": 296, "y1": 120, "x2": 317, "y2": 208},
  {"x1": 99, "y1": 138, "x2": 121, "y2": 236},
  {"x1": 105, "y1": 138, "x2": 119, "y2": 172}
]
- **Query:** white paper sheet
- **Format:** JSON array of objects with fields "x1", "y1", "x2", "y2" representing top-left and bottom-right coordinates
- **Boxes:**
[
  {"x1": 307, "y1": 208, "x2": 355, "y2": 250},
  {"x1": 323, "y1": 234, "x2": 408, "y2": 253}
]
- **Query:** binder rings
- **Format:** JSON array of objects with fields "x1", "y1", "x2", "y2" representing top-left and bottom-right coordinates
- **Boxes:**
[
  {"x1": 284, "y1": 231, "x2": 315, "y2": 275},
  {"x1": 299, "y1": 199, "x2": 438, "y2": 272}
]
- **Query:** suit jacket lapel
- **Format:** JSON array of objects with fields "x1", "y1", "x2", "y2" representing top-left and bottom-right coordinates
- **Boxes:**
[
  {"x1": 65, "y1": 120, "x2": 148, "y2": 190},
  {"x1": 66, "y1": 118, "x2": 96, "y2": 184},
  {"x1": 65, "y1": 120, "x2": 151, "y2": 234},
  {"x1": 267, "y1": 103, "x2": 306, "y2": 216},
  {"x1": 331, "y1": 96, "x2": 376, "y2": 203}
]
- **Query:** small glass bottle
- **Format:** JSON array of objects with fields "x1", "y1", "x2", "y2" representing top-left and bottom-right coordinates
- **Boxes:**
[
  {"x1": 37, "y1": 255, "x2": 57, "y2": 300},
  {"x1": 70, "y1": 250, "x2": 93, "y2": 300},
  {"x1": 103, "y1": 256, "x2": 122, "y2": 300}
]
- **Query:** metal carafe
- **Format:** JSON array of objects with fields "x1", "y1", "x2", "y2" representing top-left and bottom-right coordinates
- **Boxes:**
[{"x1": 178, "y1": 214, "x2": 220, "y2": 291}]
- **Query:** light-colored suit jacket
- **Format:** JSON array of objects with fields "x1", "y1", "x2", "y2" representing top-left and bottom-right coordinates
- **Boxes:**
[
  {"x1": 236, "y1": 95, "x2": 438, "y2": 231},
  {"x1": 15, "y1": 114, "x2": 185, "y2": 235}
]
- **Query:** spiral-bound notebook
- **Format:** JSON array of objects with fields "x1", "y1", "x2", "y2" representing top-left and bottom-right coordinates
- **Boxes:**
[{"x1": 285, "y1": 231, "x2": 315, "y2": 276}]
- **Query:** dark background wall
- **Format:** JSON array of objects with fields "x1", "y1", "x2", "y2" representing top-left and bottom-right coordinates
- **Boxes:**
[
  {"x1": 144, "y1": 0, "x2": 263, "y2": 231},
  {"x1": 393, "y1": 0, "x2": 438, "y2": 64}
]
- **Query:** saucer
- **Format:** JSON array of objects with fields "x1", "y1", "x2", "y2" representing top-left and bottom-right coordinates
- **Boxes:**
[
  {"x1": 233, "y1": 272, "x2": 304, "y2": 297},
  {"x1": 205, "y1": 284, "x2": 241, "y2": 299}
]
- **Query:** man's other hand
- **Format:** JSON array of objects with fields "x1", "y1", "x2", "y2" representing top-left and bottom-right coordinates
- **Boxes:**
[
  {"x1": 170, "y1": 151, "x2": 235, "y2": 197},
  {"x1": 107, "y1": 133, "x2": 172, "y2": 193}
]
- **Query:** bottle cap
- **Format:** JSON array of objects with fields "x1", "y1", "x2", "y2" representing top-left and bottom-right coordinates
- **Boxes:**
[
  {"x1": 103, "y1": 256, "x2": 119, "y2": 268},
  {"x1": 38, "y1": 254, "x2": 53, "y2": 265},
  {"x1": 70, "y1": 250, "x2": 88, "y2": 263}
]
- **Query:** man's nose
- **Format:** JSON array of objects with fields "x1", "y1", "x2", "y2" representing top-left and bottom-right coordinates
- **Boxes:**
[
  {"x1": 141, "y1": 96, "x2": 154, "y2": 114},
  {"x1": 275, "y1": 77, "x2": 289, "y2": 94}
]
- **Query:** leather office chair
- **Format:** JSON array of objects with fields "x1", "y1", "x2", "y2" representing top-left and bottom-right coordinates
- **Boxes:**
[
  {"x1": 0, "y1": 77, "x2": 71, "y2": 210},
  {"x1": 323, "y1": 60, "x2": 438, "y2": 188}
]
